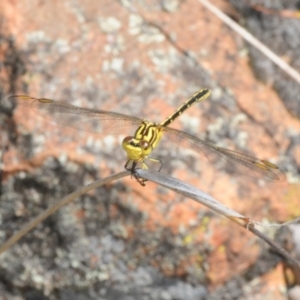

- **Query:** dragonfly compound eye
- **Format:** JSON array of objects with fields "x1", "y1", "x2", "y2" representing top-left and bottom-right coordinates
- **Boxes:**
[
  {"x1": 122, "y1": 136, "x2": 139, "y2": 149},
  {"x1": 140, "y1": 140, "x2": 149, "y2": 150},
  {"x1": 122, "y1": 136, "x2": 141, "y2": 147},
  {"x1": 123, "y1": 136, "x2": 134, "y2": 145}
]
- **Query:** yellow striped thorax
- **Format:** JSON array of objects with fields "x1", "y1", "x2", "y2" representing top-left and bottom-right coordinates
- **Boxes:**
[{"x1": 122, "y1": 121, "x2": 164, "y2": 163}]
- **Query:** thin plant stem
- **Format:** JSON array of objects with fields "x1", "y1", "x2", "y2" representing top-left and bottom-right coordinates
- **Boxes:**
[
  {"x1": 197, "y1": 0, "x2": 300, "y2": 85},
  {"x1": 0, "y1": 171, "x2": 130, "y2": 255}
]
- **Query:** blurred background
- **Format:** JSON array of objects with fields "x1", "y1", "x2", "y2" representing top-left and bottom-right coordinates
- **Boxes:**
[{"x1": 1, "y1": 0, "x2": 300, "y2": 299}]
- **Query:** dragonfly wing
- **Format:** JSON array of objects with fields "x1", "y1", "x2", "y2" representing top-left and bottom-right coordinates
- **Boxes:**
[
  {"x1": 10, "y1": 95, "x2": 142, "y2": 135},
  {"x1": 163, "y1": 127, "x2": 284, "y2": 181}
]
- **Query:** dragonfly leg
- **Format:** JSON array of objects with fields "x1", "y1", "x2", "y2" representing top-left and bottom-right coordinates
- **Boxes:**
[
  {"x1": 147, "y1": 157, "x2": 163, "y2": 172},
  {"x1": 124, "y1": 160, "x2": 147, "y2": 186}
]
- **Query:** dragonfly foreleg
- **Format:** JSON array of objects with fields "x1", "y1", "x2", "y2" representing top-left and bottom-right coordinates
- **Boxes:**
[{"x1": 124, "y1": 160, "x2": 147, "y2": 186}]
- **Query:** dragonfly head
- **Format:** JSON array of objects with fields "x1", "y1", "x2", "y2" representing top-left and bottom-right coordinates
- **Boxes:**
[{"x1": 122, "y1": 136, "x2": 151, "y2": 161}]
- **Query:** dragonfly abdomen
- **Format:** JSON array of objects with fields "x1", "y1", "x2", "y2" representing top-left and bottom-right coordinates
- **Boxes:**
[{"x1": 161, "y1": 89, "x2": 210, "y2": 127}]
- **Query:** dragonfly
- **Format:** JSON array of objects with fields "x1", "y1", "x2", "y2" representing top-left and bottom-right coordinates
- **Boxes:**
[{"x1": 9, "y1": 89, "x2": 284, "y2": 185}]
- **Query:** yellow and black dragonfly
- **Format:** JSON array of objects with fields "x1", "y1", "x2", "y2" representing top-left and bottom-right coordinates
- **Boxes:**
[{"x1": 9, "y1": 89, "x2": 284, "y2": 185}]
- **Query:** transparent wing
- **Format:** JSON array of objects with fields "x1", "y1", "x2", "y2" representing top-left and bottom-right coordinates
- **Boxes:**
[
  {"x1": 10, "y1": 95, "x2": 143, "y2": 135},
  {"x1": 163, "y1": 126, "x2": 284, "y2": 181}
]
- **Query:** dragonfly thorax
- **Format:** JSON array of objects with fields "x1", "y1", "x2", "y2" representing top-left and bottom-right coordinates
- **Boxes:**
[{"x1": 122, "y1": 121, "x2": 163, "y2": 162}]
